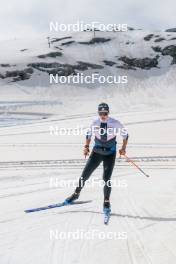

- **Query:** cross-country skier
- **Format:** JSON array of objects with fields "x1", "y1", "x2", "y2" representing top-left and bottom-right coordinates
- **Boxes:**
[{"x1": 65, "y1": 103, "x2": 129, "y2": 213}]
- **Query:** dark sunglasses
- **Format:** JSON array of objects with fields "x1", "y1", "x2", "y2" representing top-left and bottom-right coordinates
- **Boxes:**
[{"x1": 99, "y1": 112, "x2": 108, "y2": 116}]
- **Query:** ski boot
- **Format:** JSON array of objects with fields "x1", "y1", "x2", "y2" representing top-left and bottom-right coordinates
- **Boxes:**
[
  {"x1": 64, "y1": 192, "x2": 80, "y2": 205},
  {"x1": 103, "y1": 200, "x2": 111, "y2": 224},
  {"x1": 103, "y1": 200, "x2": 111, "y2": 210}
]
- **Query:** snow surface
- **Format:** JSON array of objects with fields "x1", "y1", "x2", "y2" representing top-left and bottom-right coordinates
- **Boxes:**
[{"x1": 0, "y1": 30, "x2": 176, "y2": 264}]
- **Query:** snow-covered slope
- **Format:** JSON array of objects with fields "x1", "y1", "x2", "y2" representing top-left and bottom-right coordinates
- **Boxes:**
[{"x1": 0, "y1": 29, "x2": 176, "y2": 86}]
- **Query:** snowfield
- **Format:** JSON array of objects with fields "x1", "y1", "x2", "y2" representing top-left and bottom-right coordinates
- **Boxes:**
[{"x1": 0, "y1": 30, "x2": 176, "y2": 264}]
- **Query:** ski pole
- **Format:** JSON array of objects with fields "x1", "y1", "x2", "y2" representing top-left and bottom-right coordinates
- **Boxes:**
[{"x1": 123, "y1": 154, "x2": 150, "y2": 178}]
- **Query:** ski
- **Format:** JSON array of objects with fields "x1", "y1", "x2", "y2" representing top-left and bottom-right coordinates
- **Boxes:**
[
  {"x1": 104, "y1": 208, "x2": 111, "y2": 225},
  {"x1": 24, "y1": 200, "x2": 91, "y2": 213}
]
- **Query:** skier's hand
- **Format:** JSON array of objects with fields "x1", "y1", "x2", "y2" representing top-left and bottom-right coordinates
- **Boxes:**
[
  {"x1": 119, "y1": 148, "x2": 126, "y2": 156},
  {"x1": 84, "y1": 145, "x2": 90, "y2": 157}
]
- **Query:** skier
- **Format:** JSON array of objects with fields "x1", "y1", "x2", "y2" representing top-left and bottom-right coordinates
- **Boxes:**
[{"x1": 65, "y1": 103, "x2": 129, "y2": 213}]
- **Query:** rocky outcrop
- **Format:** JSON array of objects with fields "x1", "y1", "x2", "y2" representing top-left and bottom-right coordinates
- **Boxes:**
[
  {"x1": 28, "y1": 62, "x2": 74, "y2": 76},
  {"x1": 161, "y1": 45, "x2": 176, "y2": 64},
  {"x1": 0, "y1": 73, "x2": 5, "y2": 79},
  {"x1": 54, "y1": 46, "x2": 63, "y2": 50},
  {"x1": 0, "y1": 67, "x2": 34, "y2": 81},
  {"x1": 118, "y1": 56, "x2": 159, "y2": 70},
  {"x1": 154, "y1": 37, "x2": 165, "y2": 42},
  {"x1": 0, "y1": 64, "x2": 11, "y2": 67},
  {"x1": 126, "y1": 41, "x2": 135, "y2": 45},
  {"x1": 38, "y1": 52, "x2": 62, "y2": 58},
  {"x1": 61, "y1": 41, "x2": 75, "y2": 46},
  {"x1": 76, "y1": 61, "x2": 103, "y2": 70},
  {"x1": 127, "y1": 27, "x2": 135, "y2": 31},
  {"x1": 117, "y1": 65, "x2": 136, "y2": 70},
  {"x1": 51, "y1": 36, "x2": 72, "y2": 43},
  {"x1": 144, "y1": 34, "x2": 166, "y2": 42},
  {"x1": 103, "y1": 60, "x2": 116, "y2": 66},
  {"x1": 152, "y1": 46, "x2": 162, "y2": 52},
  {"x1": 79, "y1": 37, "x2": 111, "y2": 45},
  {"x1": 152, "y1": 45, "x2": 176, "y2": 64},
  {"x1": 28, "y1": 61, "x2": 103, "y2": 76},
  {"x1": 144, "y1": 34, "x2": 154, "y2": 41},
  {"x1": 166, "y1": 28, "x2": 176, "y2": 32}
]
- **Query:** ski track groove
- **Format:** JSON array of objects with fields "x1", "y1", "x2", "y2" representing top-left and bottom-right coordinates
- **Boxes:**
[
  {"x1": 126, "y1": 239, "x2": 136, "y2": 264},
  {"x1": 61, "y1": 219, "x2": 71, "y2": 264},
  {"x1": 0, "y1": 155, "x2": 176, "y2": 168},
  {"x1": 161, "y1": 241, "x2": 176, "y2": 260},
  {"x1": 121, "y1": 194, "x2": 153, "y2": 264},
  {"x1": 77, "y1": 210, "x2": 95, "y2": 264},
  {"x1": 126, "y1": 195, "x2": 151, "y2": 263},
  {"x1": 0, "y1": 186, "x2": 55, "y2": 199}
]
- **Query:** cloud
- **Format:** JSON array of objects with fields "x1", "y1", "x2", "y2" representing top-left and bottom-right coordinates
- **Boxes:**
[{"x1": 0, "y1": 0, "x2": 175, "y2": 39}]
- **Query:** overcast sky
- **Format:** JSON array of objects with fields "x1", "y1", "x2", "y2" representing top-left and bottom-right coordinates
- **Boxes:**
[{"x1": 0, "y1": 0, "x2": 175, "y2": 40}]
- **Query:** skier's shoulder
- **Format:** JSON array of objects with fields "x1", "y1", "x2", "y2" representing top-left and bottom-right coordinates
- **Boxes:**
[
  {"x1": 108, "y1": 116, "x2": 121, "y2": 125},
  {"x1": 108, "y1": 116, "x2": 117, "y2": 122},
  {"x1": 91, "y1": 118, "x2": 100, "y2": 126}
]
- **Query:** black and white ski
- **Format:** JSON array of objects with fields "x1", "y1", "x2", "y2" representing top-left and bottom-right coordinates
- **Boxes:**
[{"x1": 24, "y1": 200, "x2": 91, "y2": 213}]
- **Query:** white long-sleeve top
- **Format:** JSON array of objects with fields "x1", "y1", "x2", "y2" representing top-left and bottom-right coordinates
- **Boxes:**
[{"x1": 86, "y1": 117, "x2": 128, "y2": 141}]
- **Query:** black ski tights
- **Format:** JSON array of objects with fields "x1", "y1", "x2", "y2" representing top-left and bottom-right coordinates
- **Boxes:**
[{"x1": 75, "y1": 151, "x2": 116, "y2": 201}]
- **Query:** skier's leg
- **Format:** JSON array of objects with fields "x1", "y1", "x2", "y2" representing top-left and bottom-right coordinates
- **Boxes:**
[
  {"x1": 66, "y1": 152, "x2": 102, "y2": 203},
  {"x1": 76, "y1": 151, "x2": 103, "y2": 193},
  {"x1": 102, "y1": 153, "x2": 116, "y2": 208}
]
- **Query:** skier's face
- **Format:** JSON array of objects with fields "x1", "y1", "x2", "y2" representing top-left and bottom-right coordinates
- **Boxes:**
[{"x1": 99, "y1": 112, "x2": 109, "y2": 121}]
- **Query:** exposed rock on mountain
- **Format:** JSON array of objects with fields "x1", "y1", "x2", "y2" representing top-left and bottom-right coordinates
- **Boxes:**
[
  {"x1": 166, "y1": 28, "x2": 176, "y2": 32},
  {"x1": 0, "y1": 64, "x2": 11, "y2": 67},
  {"x1": 152, "y1": 46, "x2": 162, "y2": 52},
  {"x1": 144, "y1": 34, "x2": 154, "y2": 41},
  {"x1": 161, "y1": 45, "x2": 176, "y2": 64},
  {"x1": 103, "y1": 60, "x2": 116, "y2": 66},
  {"x1": 0, "y1": 68, "x2": 34, "y2": 81},
  {"x1": 154, "y1": 37, "x2": 165, "y2": 42},
  {"x1": 118, "y1": 56, "x2": 159, "y2": 70},
  {"x1": 38, "y1": 52, "x2": 62, "y2": 58},
  {"x1": 51, "y1": 36, "x2": 72, "y2": 43},
  {"x1": 0, "y1": 30, "x2": 175, "y2": 84},
  {"x1": 27, "y1": 61, "x2": 103, "y2": 76},
  {"x1": 76, "y1": 61, "x2": 103, "y2": 70},
  {"x1": 61, "y1": 41, "x2": 75, "y2": 46},
  {"x1": 79, "y1": 37, "x2": 111, "y2": 45}
]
